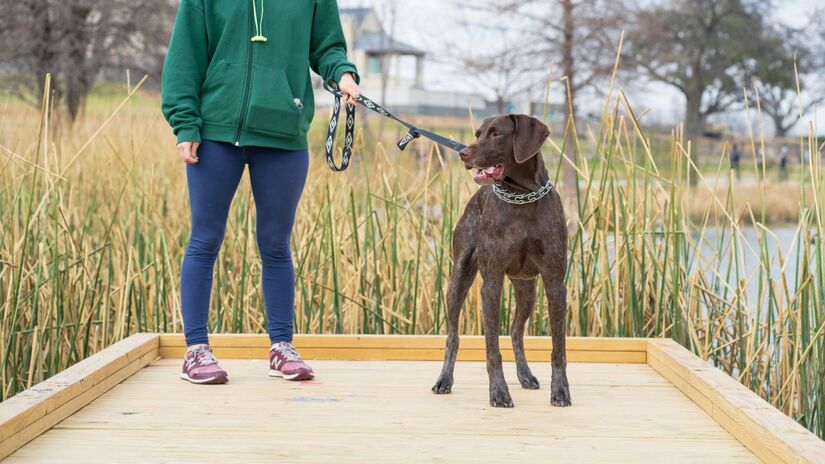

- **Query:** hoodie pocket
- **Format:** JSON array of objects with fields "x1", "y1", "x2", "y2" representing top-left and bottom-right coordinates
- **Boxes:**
[
  {"x1": 200, "y1": 60, "x2": 243, "y2": 126},
  {"x1": 244, "y1": 66, "x2": 303, "y2": 137}
]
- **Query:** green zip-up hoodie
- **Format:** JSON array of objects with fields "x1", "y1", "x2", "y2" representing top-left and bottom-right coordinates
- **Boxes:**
[{"x1": 161, "y1": 0, "x2": 359, "y2": 150}]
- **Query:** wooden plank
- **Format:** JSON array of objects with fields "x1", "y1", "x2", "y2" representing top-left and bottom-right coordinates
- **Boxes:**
[
  {"x1": 7, "y1": 432, "x2": 760, "y2": 464},
  {"x1": 158, "y1": 334, "x2": 649, "y2": 352},
  {"x1": 157, "y1": 346, "x2": 645, "y2": 363},
  {"x1": 8, "y1": 359, "x2": 758, "y2": 463},
  {"x1": 647, "y1": 350, "x2": 714, "y2": 412},
  {"x1": 137, "y1": 358, "x2": 672, "y2": 387},
  {"x1": 647, "y1": 339, "x2": 825, "y2": 464},
  {"x1": 157, "y1": 334, "x2": 647, "y2": 363},
  {"x1": 0, "y1": 333, "x2": 159, "y2": 460}
]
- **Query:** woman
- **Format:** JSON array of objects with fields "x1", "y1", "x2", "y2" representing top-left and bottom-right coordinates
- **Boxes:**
[{"x1": 161, "y1": 0, "x2": 360, "y2": 384}]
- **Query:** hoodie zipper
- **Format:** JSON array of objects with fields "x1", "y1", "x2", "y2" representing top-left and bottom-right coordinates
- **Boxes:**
[{"x1": 234, "y1": 2, "x2": 255, "y2": 146}]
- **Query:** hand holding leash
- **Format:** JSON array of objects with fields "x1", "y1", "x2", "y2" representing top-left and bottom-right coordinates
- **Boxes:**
[{"x1": 337, "y1": 73, "x2": 361, "y2": 107}]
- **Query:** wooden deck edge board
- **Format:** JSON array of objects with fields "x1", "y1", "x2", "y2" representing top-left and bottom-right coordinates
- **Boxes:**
[
  {"x1": 0, "y1": 350, "x2": 158, "y2": 460},
  {"x1": 157, "y1": 334, "x2": 649, "y2": 352},
  {"x1": 157, "y1": 346, "x2": 646, "y2": 363},
  {"x1": 0, "y1": 334, "x2": 160, "y2": 460},
  {"x1": 645, "y1": 351, "x2": 788, "y2": 462},
  {"x1": 646, "y1": 339, "x2": 825, "y2": 464}
]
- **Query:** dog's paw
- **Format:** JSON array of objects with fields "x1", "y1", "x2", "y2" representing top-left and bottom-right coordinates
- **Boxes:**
[
  {"x1": 550, "y1": 380, "x2": 571, "y2": 407},
  {"x1": 432, "y1": 377, "x2": 453, "y2": 394},
  {"x1": 489, "y1": 387, "x2": 514, "y2": 408},
  {"x1": 551, "y1": 393, "x2": 571, "y2": 407},
  {"x1": 518, "y1": 373, "x2": 540, "y2": 390},
  {"x1": 550, "y1": 368, "x2": 571, "y2": 407}
]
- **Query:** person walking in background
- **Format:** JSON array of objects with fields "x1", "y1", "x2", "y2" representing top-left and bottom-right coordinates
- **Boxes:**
[
  {"x1": 730, "y1": 143, "x2": 741, "y2": 179},
  {"x1": 161, "y1": 0, "x2": 361, "y2": 384},
  {"x1": 779, "y1": 144, "x2": 789, "y2": 180}
]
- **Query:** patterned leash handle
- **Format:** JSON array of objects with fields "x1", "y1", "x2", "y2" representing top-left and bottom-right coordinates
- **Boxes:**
[
  {"x1": 323, "y1": 80, "x2": 467, "y2": 172},
  {"x1": 323, "y1": 80, "x2": 356, "y2": 172}
]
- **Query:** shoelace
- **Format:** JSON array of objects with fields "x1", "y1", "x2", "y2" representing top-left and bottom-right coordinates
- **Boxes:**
[
  {"x1": 273, "y1": 343, "x2": 302, "y2": 362},
  {"x1": 193, "y1": 349, "x2": 218, "y2": 366}
]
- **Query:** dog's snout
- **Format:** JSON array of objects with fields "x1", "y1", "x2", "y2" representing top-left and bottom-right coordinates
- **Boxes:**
[{"x1": 459, "y1": 147, "x2": 476, "y2": 170}]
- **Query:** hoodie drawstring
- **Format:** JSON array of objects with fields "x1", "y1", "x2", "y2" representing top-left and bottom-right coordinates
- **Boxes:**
[{"x1": 251, "y1": 0, "x2": 267, "y2": 42}]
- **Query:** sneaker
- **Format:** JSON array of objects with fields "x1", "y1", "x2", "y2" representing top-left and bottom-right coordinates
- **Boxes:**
[
  {"x1": 180, "y1": 345, "x2": 229, "y2": 384},
  {"x1": 269, "y1": 342, "x2": 314, "y2": 381}
]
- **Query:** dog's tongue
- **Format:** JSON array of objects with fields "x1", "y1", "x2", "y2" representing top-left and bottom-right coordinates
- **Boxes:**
[
  {"x1": 473, "y1": 166, "x2": 501, "y2": 185},
  {"x1": 474, "y1": 170, "x2": 493, "y2": 184}
]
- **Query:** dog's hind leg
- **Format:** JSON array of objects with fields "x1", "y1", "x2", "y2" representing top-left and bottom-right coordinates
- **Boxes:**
[
  {"x1": 432, "y1": 252, "x2": 477, "y2": 394},
  {"x1": 544, "y1": 274, "x2": 571, "y2": 407},
  {"x1": 481, "y1": 271, "x2": 513, "y2": 407},
  {"x1": 510, "y1": 277, "x2": 539, "y2": 389}
]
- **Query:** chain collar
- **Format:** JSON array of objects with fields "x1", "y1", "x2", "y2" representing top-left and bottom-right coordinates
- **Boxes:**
[{"x1": 492, "y1": 179, "x2": 554, "y2": 205}]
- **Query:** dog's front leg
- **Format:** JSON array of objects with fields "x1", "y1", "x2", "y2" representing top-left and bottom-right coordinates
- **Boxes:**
[
  {"x1": 481, "y1": 271, "x2": 512, "y2": 408},
  {"x1": 545, "y1": 274, "x2": 571, "y2": 407},
  {"x1": 510, "y1": 277, "x2": 539, "y2": 389},
  {"x1": 433, "y1": 253, "x2": 477, "y2": 394}
]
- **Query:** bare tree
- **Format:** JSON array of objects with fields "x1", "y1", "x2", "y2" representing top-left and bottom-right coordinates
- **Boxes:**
[
  {"x1": 755, "y1": 65, "x2": 824, "y2": 139},
  {"x1": 623, "y1": 0, "x2": 774, "y2": 143},
  {"x1": 752, "y1": 17, "x2": 825, "y2": 137},
  {"x1": 0, "y1": 0, "x2": 175, "y2": 119},
  {"x1": 377, "y1": 0, "x2": 400, "y2": 139},
  {"x1": 507, "y1": 0, "x2": 625, "y2": 121},
  {"x1": 454, "y1": 0, "x2": 625, "y2": 192},
  {"x1": 0, "y1": 0, "x2": 57, "y2": 104},
  {"x1": 444, "y1": 23, "x2": 538, "y2": 115}
]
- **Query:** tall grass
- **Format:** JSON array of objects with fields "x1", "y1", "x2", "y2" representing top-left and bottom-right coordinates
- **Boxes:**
[{"x1": 1, "y1": 75, "x2": 823, "y2": 439}]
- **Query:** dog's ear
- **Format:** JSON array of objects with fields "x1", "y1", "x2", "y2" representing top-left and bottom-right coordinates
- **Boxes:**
[{"x1": 511, "y1": 114, "x2": 550, "y2": 163}]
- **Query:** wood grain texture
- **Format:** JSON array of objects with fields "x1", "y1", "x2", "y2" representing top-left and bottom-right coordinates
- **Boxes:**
[
  {"x1": 5, "y1": 335, "x2": 823, "y2": 463},
  {"x1": 7, "y1": 359, "x2": 757, "y2": 463},
  {"x1": 159, "y1": 334, "x2": 650, "y2": 350},
  {"x1": 0, "y1": 333, "x2": 159, "y2": 460},
  {"x1": 157, "y1": 334, "x2": 648, "y2": 363},
  {"x1": 646, "y1": 339, "x2": 825, "y2": 464}
]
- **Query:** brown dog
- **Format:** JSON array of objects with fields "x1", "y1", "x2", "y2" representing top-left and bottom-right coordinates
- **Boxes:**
[{"x1": 432, "y1": 114, "x2": 570, "y2": 408}]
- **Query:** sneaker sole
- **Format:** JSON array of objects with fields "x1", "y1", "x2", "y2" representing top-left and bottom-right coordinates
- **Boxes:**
[
  {"x1": 269, "y1": 369, "x2": 314, "y2": 381},
  {"x1": 179, "y1": 372, "x2": 228, "y2": 385}
]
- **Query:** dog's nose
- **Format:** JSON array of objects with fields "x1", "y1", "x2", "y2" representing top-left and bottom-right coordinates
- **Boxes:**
[{"x1": 459, "y1": 148, "x2": 471, "y2": 159}]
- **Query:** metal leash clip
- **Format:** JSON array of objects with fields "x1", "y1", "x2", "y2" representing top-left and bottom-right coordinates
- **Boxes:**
[{"x1": 397, "y1": 129, "x2": 421, "y2": 151}]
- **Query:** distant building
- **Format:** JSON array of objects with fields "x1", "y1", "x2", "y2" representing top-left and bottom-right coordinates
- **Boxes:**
[
  {"x1": 517, "y1": 100, "x2": 566, "y2": 125},
  {"x1": 313, "y1": 7, "x2": 490, "y2": 118}
]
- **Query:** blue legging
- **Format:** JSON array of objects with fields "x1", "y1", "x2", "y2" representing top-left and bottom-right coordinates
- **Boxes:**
[{"x1": 181, "y1": 139, "x2": 308, "y2": 346}]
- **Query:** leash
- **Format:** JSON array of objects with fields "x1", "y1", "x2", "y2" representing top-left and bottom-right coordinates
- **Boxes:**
[{"x1": 322, "y1": 80, "x2": 467, "y2": 172}]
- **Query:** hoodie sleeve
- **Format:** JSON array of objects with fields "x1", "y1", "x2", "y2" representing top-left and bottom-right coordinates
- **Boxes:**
[
  {"x1": 161, "y1": 0, "x2": 208, "y2": 144},
  {"x1": 309, "y1": 0, "x2": 360, "y2": 84}
]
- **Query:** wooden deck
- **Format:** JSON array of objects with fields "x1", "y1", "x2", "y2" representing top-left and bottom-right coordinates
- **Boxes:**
[{"x1": 2, "y1": 335, "x2": 824, "y2": 463}]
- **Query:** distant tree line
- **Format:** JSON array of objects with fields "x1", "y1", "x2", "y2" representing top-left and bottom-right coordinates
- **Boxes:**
[
  {"x1": 623, "y1": 0, "x2": 824, "y2": 140},
  {"x1": 451, "y1": 0, "x2": 823, "y2": 139},
  {"x1": 0, "y1": 0, "x2": 175, "y2": 120},
  {"x1": 0, "y1": 0, "x2": 822, "y2": 141},
  {"x1": 443, "y1": 0, "x2": 822, "y2": 189}
]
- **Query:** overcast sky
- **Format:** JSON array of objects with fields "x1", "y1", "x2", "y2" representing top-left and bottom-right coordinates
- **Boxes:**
[{"x1": 339, "y1": 0, "x2": 824, "y2": 136}]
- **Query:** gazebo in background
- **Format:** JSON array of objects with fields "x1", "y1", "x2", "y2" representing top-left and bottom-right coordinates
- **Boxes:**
[
  {"x1": 314, "y1": 7, "x2": 490, "y2": 118},
  {"x1": 340, "y1": 7, "x2": 425, "y2": 92}
]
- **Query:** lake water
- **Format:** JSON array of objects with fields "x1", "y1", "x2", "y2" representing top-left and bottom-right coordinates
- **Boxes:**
[{"x1": 695, "y1": 225, "x2": 811, "y2": 308}]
